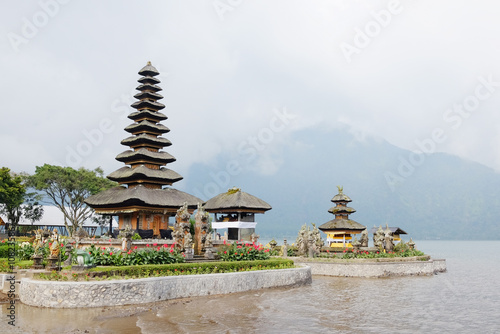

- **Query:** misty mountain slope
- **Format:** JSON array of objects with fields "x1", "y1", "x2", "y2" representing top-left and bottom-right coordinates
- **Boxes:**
[{"x1": 184, "y1": 127, "x2": 500, "y2": 240}]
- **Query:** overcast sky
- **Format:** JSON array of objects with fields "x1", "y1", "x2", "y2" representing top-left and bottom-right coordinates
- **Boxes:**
[{"x1": 2, "y1": 0, "x2": 500, "y2": 184}]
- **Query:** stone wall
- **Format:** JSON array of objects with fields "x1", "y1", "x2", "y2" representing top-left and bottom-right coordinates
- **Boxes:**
[
  {"x1": 294, "y1": 258, "x2": 446, "y2": 277},
  {"x1": 19, "y1": 266, "x2": 312, "y2": 308}
]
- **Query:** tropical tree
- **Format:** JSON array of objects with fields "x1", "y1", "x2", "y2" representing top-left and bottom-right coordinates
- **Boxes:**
[
  {"x1": 0, "y1": 167, "x2": 43, "y2": 233},
  {"x1": 28, "y1": 164, "x2": 116, "y2": 237}
]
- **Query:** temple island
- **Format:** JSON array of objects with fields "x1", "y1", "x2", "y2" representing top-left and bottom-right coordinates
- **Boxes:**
[{"x1": 2, "y1": 62, "x2": 447, "y2": 311}]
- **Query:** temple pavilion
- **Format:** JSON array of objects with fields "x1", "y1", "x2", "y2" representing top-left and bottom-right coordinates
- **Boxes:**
[
  {"x1": 319, "y1": 186, "x2": 366, "y2": 248},
  {"x1": 204, "y1": 187, "x2": 271, "y2": 241},
  {"x1": 85, "y1": 62, "x2": 202, "y2": 237}
]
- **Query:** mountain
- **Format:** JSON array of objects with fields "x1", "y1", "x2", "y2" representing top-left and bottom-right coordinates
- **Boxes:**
[{"x1": 182, "y1": 127, "x2": 500, "y2": 240}]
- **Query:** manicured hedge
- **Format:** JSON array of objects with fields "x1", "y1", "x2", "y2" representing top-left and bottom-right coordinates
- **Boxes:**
[
  {"x1": 0, "y1": 244, "x2": 10, "y2": 258},
  {"x1": 33, "y1": 258, "x2": 295, "y2": 281},
  {"x1": 86, "y1": 258, "x2": 294, "y2": 278}
]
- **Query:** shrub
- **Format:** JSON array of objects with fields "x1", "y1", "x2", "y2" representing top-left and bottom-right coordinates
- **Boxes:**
[
  {"x1": 0, "y1": 243, "x2": 9, "y2": 258},
  {"x1": 17, "y1": 242, "x2": 34, "y2": 260},
  {"x1": 86, "y1": 244, "x2": 185, "y2": 266},
  {"x1": 131, "y1": 233, "x2": 141, "y2": 240},
  {"x1": 218, "y1": 242, "x2": 271, "y2": 261}
]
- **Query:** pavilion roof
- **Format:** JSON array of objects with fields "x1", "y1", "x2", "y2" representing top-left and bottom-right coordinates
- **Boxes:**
[
  {"x1": 367, "y1": 226, "x2": 408, "y2": 235},
  {"x1": 318, "y1": 218, "x2": 366, "y2": 232},
  {"x1": 85, "y1": 185, "x2": 202, "y2": 210},
  {"x1": 204, "y1": 187, "x2": 271, "y2": 213}
]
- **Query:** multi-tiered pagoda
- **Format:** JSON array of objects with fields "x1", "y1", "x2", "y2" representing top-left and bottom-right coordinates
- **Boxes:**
[
  {"x1": 318, "y1": 186, "x2": 366, "y2": 248},
  {"x1": 85, "y1": 62, "x2": 202, "y2": 237}
]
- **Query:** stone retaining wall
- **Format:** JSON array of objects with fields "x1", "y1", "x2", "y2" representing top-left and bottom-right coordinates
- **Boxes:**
[
  {"x1": 294, "y1": 258, "x2": 446, "y2": 277},
  {"x1": 19, "y1": 266, "x2": 312, "y2": 308}
]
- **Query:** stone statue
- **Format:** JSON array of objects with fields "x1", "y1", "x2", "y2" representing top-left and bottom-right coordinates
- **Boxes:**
[
  {"x1": 250, "y1": 233, "x2": 260, "y2": 244},
  {"x1": 373, "y1": 226, "x2": 385, "y2": 250},
  {"x1": 174, "y1": 202, "x2": 190, "y2": 248},
  {"x1": 119, "y1": 227, "x2": 133, "y2": 252},
  {"x1": 307, "y1": 234, "x2": 314, "y2": 258},
  {"x1": 281, "y1": 239, "x2": 288, "y2": 258},
  {"x1": 49, "y1": 229, "x2": 60, "y2": 258},
  {"x1": 360, "y1": 229, "x2": 368, "y2": 247},
  {"x1": 204, "y1": 232, "x2": 213, "y2": 249},
  {"x1": 63, "y1": 244, "x2": 74, "y2": 266},
  {"x1": 33, "y1": 229, "x2": 44, "y2": 256},
  {"x1": 74, "y1": 228, "x2": 89, "y2": 240},
  {"x1": 408, "y1": 238, "x2": 415, "y2": 250},
  {"x1": 269, "y1": 239, "x2": 278, "y2": 252},
  {"x1": 352, "y1": 237, "x2": 361, "y2": 250},
  {"x1": 311, "y1": 223, "x2": 323, "y2": 254},
  {"x1": 384, "y1": 231, "x2": 394, "y2": 252},
  {"x1": 183, "y1": 232, "x2": 193, "y2": 250},
  {"x1": 295, "y1": 224, "x2": 309, "y2": 256}
]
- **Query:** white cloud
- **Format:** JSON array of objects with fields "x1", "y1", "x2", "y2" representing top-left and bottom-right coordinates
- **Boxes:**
[{"x1": 1, "y1": 0, "x2": 500, "y2": 175}]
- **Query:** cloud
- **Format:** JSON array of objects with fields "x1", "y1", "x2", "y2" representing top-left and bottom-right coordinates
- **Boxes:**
[{"x1": 1, "y1": 0, "x2": 500, "y2": 176}]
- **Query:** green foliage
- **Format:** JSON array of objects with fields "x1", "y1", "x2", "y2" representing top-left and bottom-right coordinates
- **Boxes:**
[
  {"x1": 35, "y1": 259, "x2": 295, "y2": 281},
  {"x1": 218, "y1": 242, "x2": 271, "y2": 261},
  {"x1": 17, "y1": 241, "x2": 34, "y2": 260},
  {"x1": 340, "y1": 248, "x2": 425, "y2": 259},
  {"x1": 0, "y1": 258, "x2": 34, "y2": 272},
  {"x1": 0, "y1": 243, "x2": 10, "y2": 258},
  {"x1": 87, "y1": 243, "x2": 185, "y2": 266},
  {"x1": 27, "y1": 164, "x2": 117, "y2": 236},
  {"x1": 131, "y1": 233, "x2": 141, "y2": 240},
  {"x1": 0, "y1": 167, "x2": 43, "y2": 227}
]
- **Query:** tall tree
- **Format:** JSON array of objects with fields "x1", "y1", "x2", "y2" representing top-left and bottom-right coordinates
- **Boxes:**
[
  {"x1": 0, "y1": 167, "x2": 43, "y2": 231},
  {"x1": 28, "y1": 164, "x2": 116, "y2": 237}
]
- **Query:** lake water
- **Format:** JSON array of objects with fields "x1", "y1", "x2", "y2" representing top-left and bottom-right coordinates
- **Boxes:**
[{"x1": 2, "y1": 240, "x2": 499, "y2": 333}]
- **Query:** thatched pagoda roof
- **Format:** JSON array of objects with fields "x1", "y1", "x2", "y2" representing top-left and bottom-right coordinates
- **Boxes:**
[
  {"x1": 318, "y1": 218, "x2": 366, "y2": 232},
  {"x1": 108, "y1": 166, "x2": 182, "y2": 185},
  {"x1": 138, "y1": 62, "x2": 160, "y2": 77},
  {"x1": 85, "y1": 185, "x2": 202, "y2": 212},
  {"x1": 128, "y1": 110, "x2": 167, "y2": 122},
  {"x1": 115, "y1": 148, "x2": 176, "y2": 165},
  {"x1": 134, "y1": 91, "x2": 164, "y2": 101},
  {"x1": 136, "y1": 83, "x2": 162, "y2": 93},
  {"x1": 131, "y1": 99, "x2": 165, "y2": 110},
  {"x1": 121, "y1": 133, "x2": 171, "y2": 148},
  {"x1": 125, "y1": 120, "x2": 169, "y2": 135},
  {"x1": 138, "y1": 76, "x2": 160, "y2": 85},
  {"x1": 204, "y1": 187, "x2": 271, "y2": 213},
  {"x1": 328, "y1": 206, "x2": 356, "y2": 214},
  {"x1": 331, "y1": 192, "x2": 352, "y2": 203}
]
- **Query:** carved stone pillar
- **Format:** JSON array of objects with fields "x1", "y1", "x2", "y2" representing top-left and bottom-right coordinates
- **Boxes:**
[{"x1": 194, "y1": 203, "x2": 210, "y2": 255}]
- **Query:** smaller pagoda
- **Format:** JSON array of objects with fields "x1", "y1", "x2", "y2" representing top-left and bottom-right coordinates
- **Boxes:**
[
  {"x1": 204, "y1": 187, "x2": 271, "y2": 241},
  {"x1": 318, "y1": 186, "x2": 366, "y2": 248}
]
